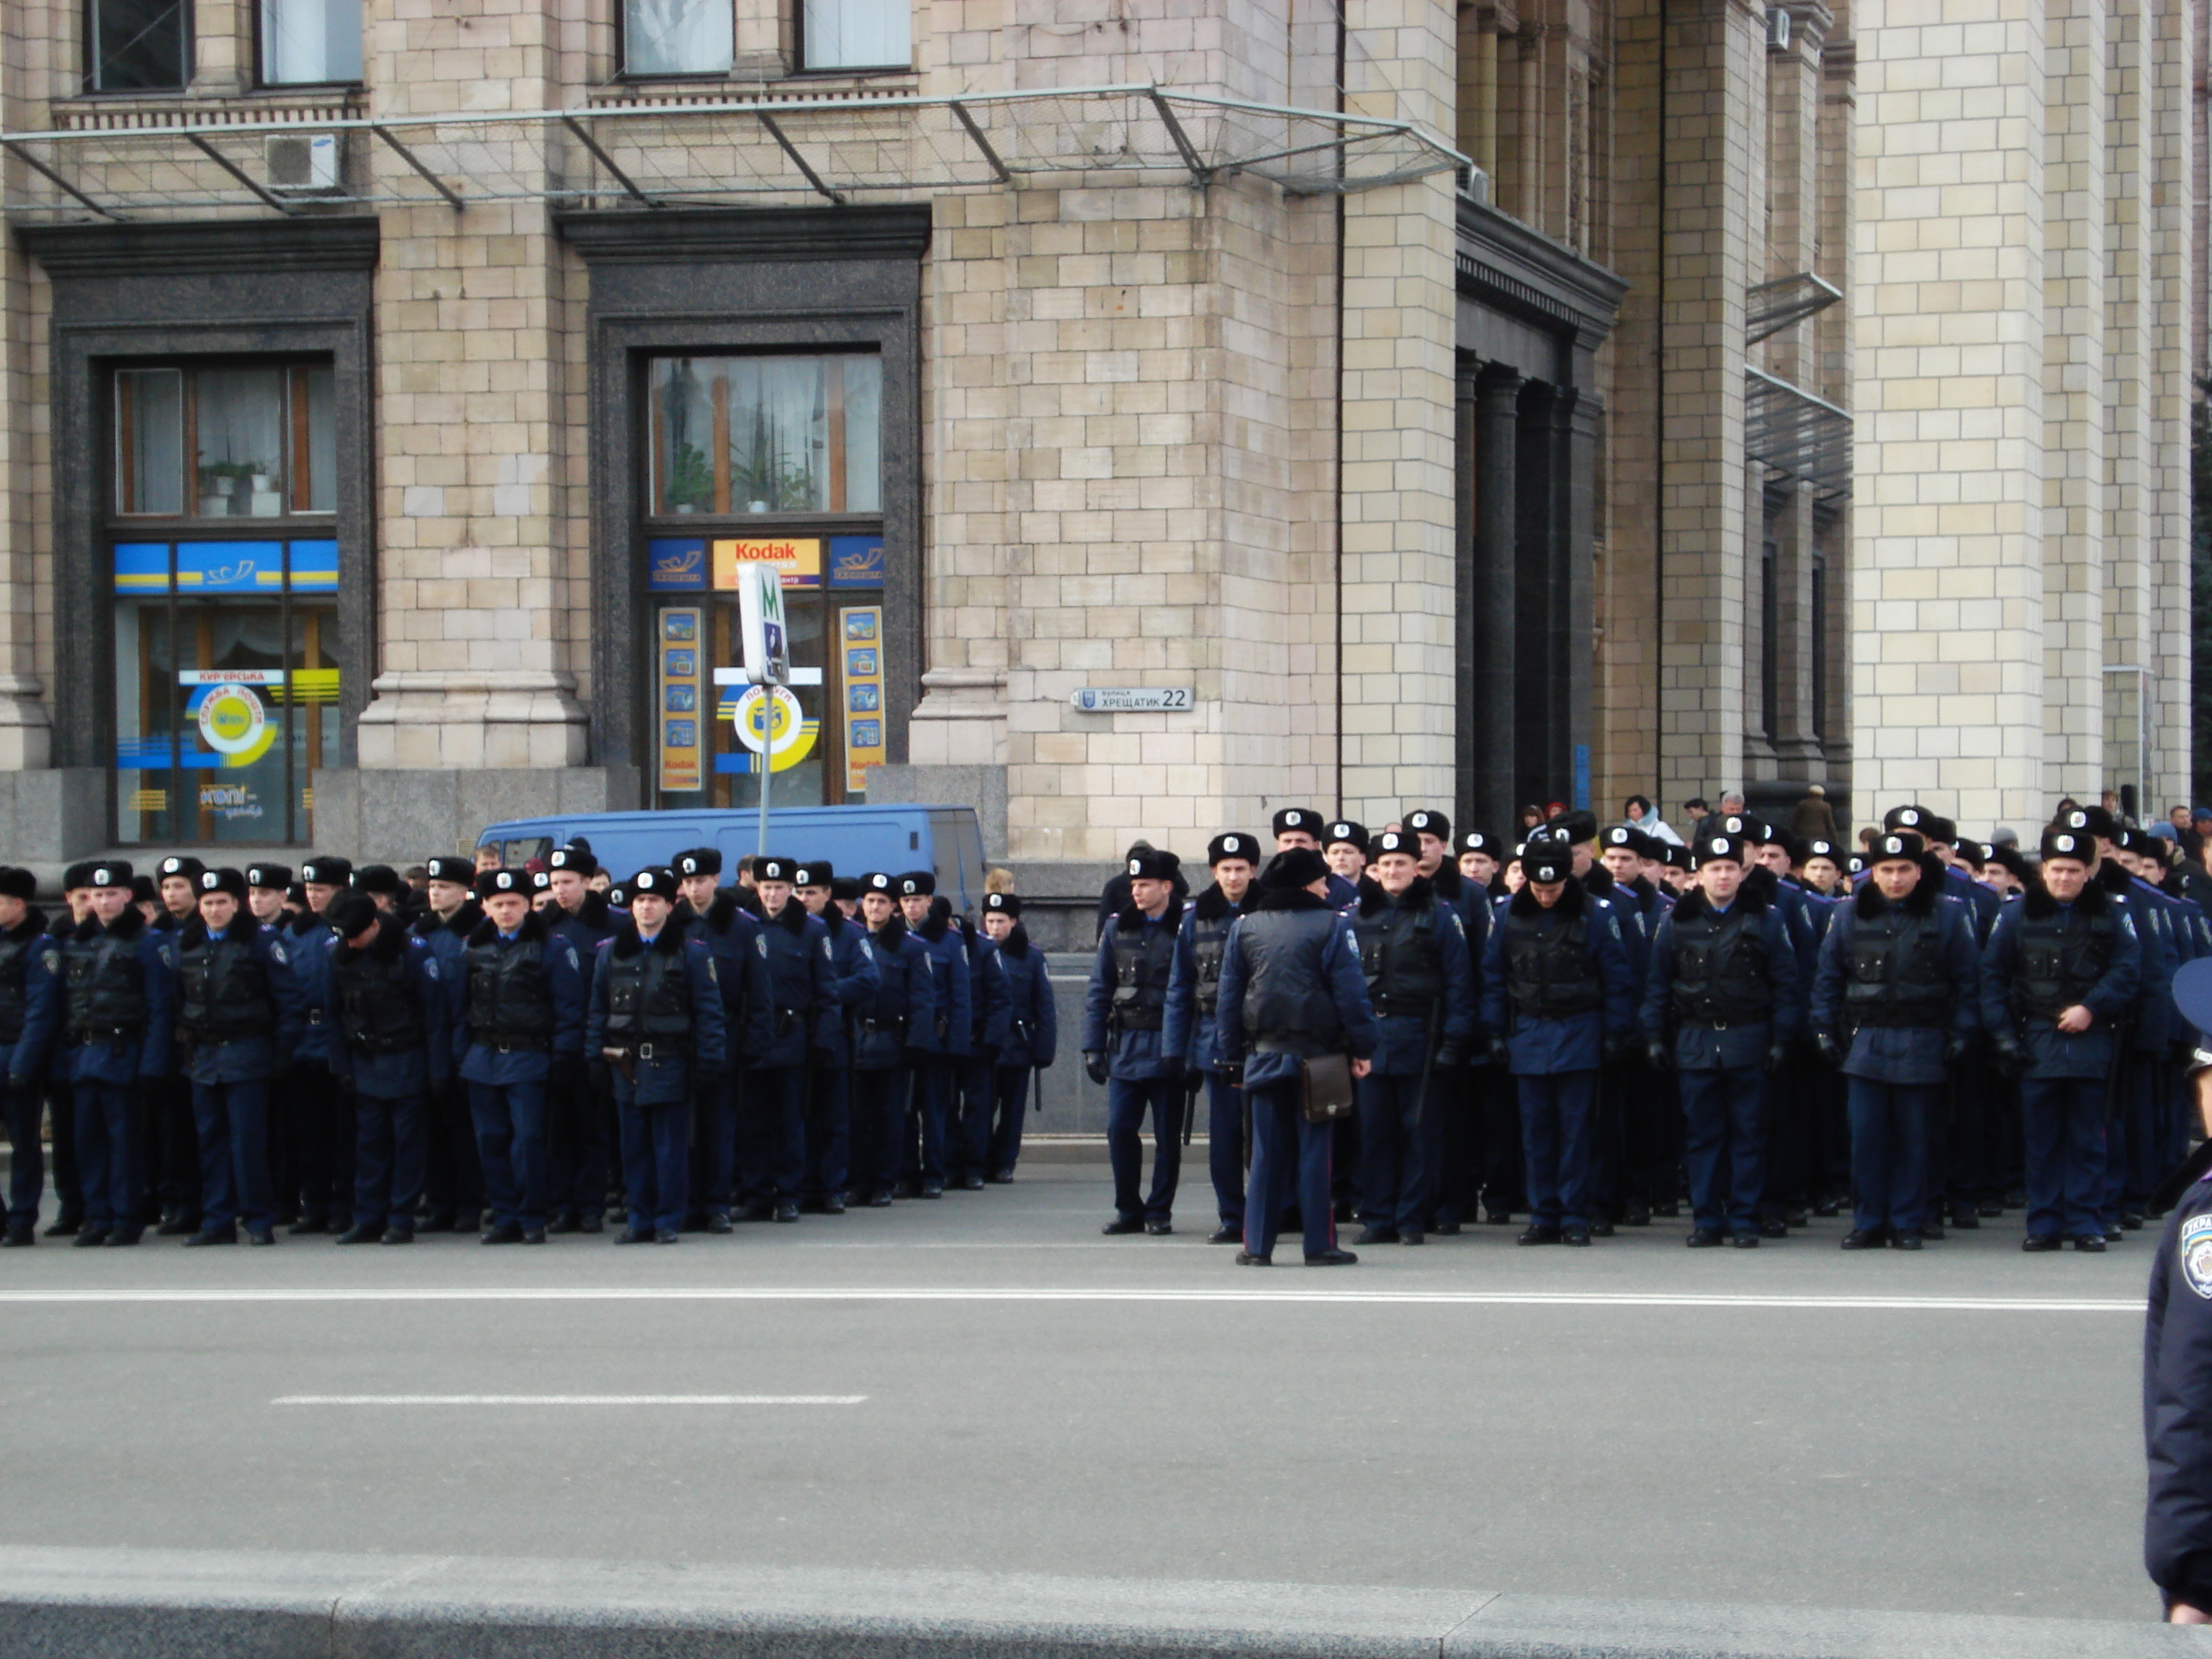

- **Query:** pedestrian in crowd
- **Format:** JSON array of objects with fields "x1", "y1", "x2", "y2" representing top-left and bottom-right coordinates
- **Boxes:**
[
  {"x1": 1622, "y1": 796, "x2": 1683, "y2": 847},
  {"x1": 1789, "y1": 784, "x2": 1838, "y2": 845}
]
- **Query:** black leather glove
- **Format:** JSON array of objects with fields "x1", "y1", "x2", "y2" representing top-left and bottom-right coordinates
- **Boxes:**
[
  {"x1": 1083, "y1": 1051, "x2": 1109, "y2": 1086},
  {"x1": 1484, "y1": 1033, "x2": 1509, "y2": 1069},
  {"x1": 1159, "y1": 1055, "x2": 1184, "y2": 1089},
  {"x1": 1990, "y1": 1035, "x2": 2028, "y2": 1077},
  {"x1": 1645, "y1": 1039, "x2": 1674, "y2": 1074},
  {"x1": 1943, "y1": 1034, "x2": 1972, "y2": 1067},
  {"x1": 1812, "y1": 1031, "x2": 1844, "y2": 1069},
  {"x1": 1765, "y1": 1041, "x2": 1790, "y2": 1076},
  {"x1": 1220, "y1": 1059, "x2": 1244, "y2": 1089},
  {"x1": 1434, "y1": 1045, "x2": 1465, "y2": 1071}
]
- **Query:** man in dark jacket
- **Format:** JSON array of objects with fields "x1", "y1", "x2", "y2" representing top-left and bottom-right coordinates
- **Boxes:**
[
  {"x1": 325, "y1": 891, "x2": 451, "y2": 1244},
  {"x1": 1164, "y1": 832, "x2": 1262, "y2": 1243},
  {"x1": 411, "y1": 855, "x2": 484, "y2": 1231},
  {"x1": 543, "y1": 845, "x2": 621, "y2": 1233},
  {"x1": 745, "y1": 855, "x2": 836, "y2": 1224},
  {"x1": 853, "y1": 872, "x2": 939, "y2": 1206},
  {"x1": 588, "y1": 867, "x2": 727, "y2": 1244},
  {"x1": 1082, "y1": 847, "x2": 1187, "y2": 1235},
  {"x1": 1214, "y1": 846, "x2": 1378, "y2": 1266},
  {"x1": 901, "y1": 872, "x2": 972, "y2": 1200},
  {"x1": 2144, "y1": 969, "x2": 2212, "y2": 1623},
  {"x1": 1348, "y1": 829, "x2": 1475, "y2": 1246},
  {"x1": 62, "y1": 860, "x2": 174, "y2": 1246},
  {"x1": 950, "y1": 902, "x2": 1010, "y2": 1191},
  {"x1": 675, "y1": 847, "x2": 770, "y2": 1231},
  {"x1": 0, "y1": 867, "x2": 60, "y2": 1246},
  {"x1": 1981, "y1": 827, "x2": 2143, "y2": 1250},
  {"x1": 1809, "y1": 830, "x2": 1980, "y2": 1250},
  {"x1": 794, "y1": 859, "x2": 881, "y2": 1212},
  {"x1": 36, "y1": 869, "x2": 91, "y2": 1238},
  {"x1": 979, "y1": 891, "x2": 1056, "y2": 1182},
  {"x1": 1640, "y1": 832, "x2": 1804, "y2": 1247},
  {"x1": 287, "y1": 855, "x2": 350, "y2": 1235}
]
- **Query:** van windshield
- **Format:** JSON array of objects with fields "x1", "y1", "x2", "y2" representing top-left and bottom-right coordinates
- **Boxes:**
[{"x1": 482, "y1": 835, "x2": 554, "y2": 868}]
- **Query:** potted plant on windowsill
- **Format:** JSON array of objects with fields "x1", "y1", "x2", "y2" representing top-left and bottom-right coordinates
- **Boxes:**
[
  {"x1": 198, "y1": 460, "x2": 251, "y2": 516},
  {"x1": 667, "y1": 442, "x2": 713, "y2": 514}
]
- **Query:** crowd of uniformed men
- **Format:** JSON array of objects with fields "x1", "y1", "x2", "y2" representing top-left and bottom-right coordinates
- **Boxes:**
[
  {"x1": 0, "y1": 791, "x2": 2193, "y2": 1266},
  {"x1": 0, "y1": 845, "x2": 1054, "y2": 1246},
  {"x1": 1082, "y1": 799, "x2": 2200, "y2": 1264}
]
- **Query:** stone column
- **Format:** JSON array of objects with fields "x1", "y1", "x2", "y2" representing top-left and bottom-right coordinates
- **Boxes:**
[
  {"x1": 2148, "y1": 0, "x2": 2200, "y2": 793},
  {"x1": 1562, "y1": 379, "x2": 1602, "y2": 803},
  {"x1": 1851, "y1": 0, "x2": 2049, "y2": 830},
  {"x1": 1514, "y1": 379, "x2": 1558, "y2": 801},
  {"x1": 1473, "y1": 364, "x2": 1521, "y2": 839}
]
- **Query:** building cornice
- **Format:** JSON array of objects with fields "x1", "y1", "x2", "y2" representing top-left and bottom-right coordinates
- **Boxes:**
[
  {"x1": 14, "y1": 214, "x2": 379, "y2": 276},
  {"x1": 555, "y1": 204, "x2": 933, "y2": 264},
  {"x1": 1455, "y1": 197, "x2": 1627, "y2": 348}
]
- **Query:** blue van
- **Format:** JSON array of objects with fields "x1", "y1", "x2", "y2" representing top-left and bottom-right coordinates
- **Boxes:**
[{"x1": 474, "y1": 804, "x2": 991, "y2": 913}]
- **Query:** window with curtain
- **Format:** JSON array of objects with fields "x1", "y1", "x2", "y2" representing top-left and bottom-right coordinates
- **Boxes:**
[
  {"x1": 85, "y1": 0, "x2": 190, "y2": 90},
  {"x1": 647, "y1": 354, "x2": 882, "y2": 516},
  {"x1": 260, "y1": 0, "x2": 363, "y2": 84},
  {"x1": 624, "y1": 0, "x2": 733, "y2": 76},
  {"x1": 114, "y1": 362, "x2": 337, "y2": 519},
  {"x1": 801, "y1": 0, "x2": 909, "y2": 69}
]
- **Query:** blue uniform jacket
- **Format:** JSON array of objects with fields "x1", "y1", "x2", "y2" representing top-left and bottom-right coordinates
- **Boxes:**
[
  {"x1": 1581, "y1": 868, "x2": 1650, "y2": 993},
  {"x1": 168, "y1": 917, "x2": 309, "y2": 1085},
  {"x1": 963, "y1": 921, "x2": 1010, "y2": 1061},
  {"x1": 1479, "y1": 881, "x2": 1637, "y2": 1076},
  {"x1": 547, "y1": 891, "x2": 623, "y2": 1003},
  {"x1": 1809, "y1": 873, "x2": 1979, "y2": 1084},
  {"x1": 911, "y1": 907, "x2": 974, "y2": 1061},
  {"x1": 1640, "y1": 886, "x2": 1805, "y2": 1071},
  {"x1": 453, "y1": 911, "x2": 589, "y2": 1086},
  {"x1": 984, "y1": 927, "x2": 1057, "y2": 1070},
  {"x1": 584, "y1": 922, "x2": 727, "y2": 1106},
  {"x1": 328, "y1": 916, "x2": 454, "y2": 1100},
  {"x1": 41, "y1": 912, "x2": 78, "y2": 1084},
  {"x1": 409, "y1": 900, "x2": 480, "y2": 1055},
  {"x1": 1082, "y1": 898, "x2": 1185, "y2": 1081},
  {"x1": 1213, "y1": 888, "x2": 1379, "y2": 1091},
  {"x1": 811, "y1": 907, "x2": 883, "y2": 1068},
  {"x1": 749, "y1": 899, "x2": 837, "y2": 1071},
  {"x1": 63, "y1": 908, "x2": 175, "y2": 1084},
  {"x1": 2146, "y1": 1156, "x2": 2212, "y2": 1613},
  {"x1": 1977, "y1": 883, "x2": 2141, "y2": 1081},
  {"x1": 1162, "y1": 886, "x2": 1251, "y2": 1075},
  {"x1": 680, "y1": 891, "x2": 774, "y2": 1064},
  {"x1": 2116, "y1": 867, "x2": 2180, "y2": 1053},
  {"x1": 282, "y1": 910, "x2": 337, "y2": 1070},
  {"x1": 1351, "y1": 878, "x2": 1476, "y2": 1076},
  {"x1": 1, "y1": 912, "x2": 62, "y2": 1087},
  {"x1": 858, "y1": 918, "x2": 939, "y2": 1069},
  {"x1": 1946, "y1": 862, "x2": 2002, "y2": 944}
]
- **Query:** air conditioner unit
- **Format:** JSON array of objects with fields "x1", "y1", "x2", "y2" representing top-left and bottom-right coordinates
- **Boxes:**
[
  {"x1": 266, "y1": 132, "x2": 342, "y2": 194},
  {"x1": 1766, "y1": 6, "x2": 1791, "y2": 50}
]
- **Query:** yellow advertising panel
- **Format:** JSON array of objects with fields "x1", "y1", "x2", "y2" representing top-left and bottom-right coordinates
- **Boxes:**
[
  {"x1": 712, "y1": 538, "x2": 821, "y2": 590},
  {"x1": 841, "y1": 605, "x2": 885, "y2": 794},
  {"x1": 658, "y1": 607, "x2": 703, "y2": 793}
]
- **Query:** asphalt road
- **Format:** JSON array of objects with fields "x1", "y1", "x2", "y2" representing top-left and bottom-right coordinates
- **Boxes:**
[{"x1": 0, "y1": 1150, "x2": 2159, "y2": 1623}]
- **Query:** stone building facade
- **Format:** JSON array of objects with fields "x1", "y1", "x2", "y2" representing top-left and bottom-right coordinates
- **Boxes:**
[{"x1": 0, "y1": 0, "x2": 2196, "y2": 878}]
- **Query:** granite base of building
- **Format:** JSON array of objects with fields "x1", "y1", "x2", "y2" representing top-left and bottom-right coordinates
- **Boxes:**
[
  {"x1": 0, "y1": 768, "x2": 117, "y2": 873},
  {"x1": 310, "y1": 767, "x2": 642, "y2": 863}
]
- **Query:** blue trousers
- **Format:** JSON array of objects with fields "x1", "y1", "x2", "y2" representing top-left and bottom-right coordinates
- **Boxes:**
[
  {"x1": 804, "y1": 1064, "x2": 851, "y2": 1202},
  {"x1": 1244, "y1": 1081, "x2": 1334, "y2": 1259},
  {"x1": 73, "y1": 1080, "x2": 136, "y2": 1232},
  {"x1": 619, "y1": 1085, "x2": 690, "y2": 1234},
  {"x1": 4, "y1": 1076, "x2": 43, "y2": 1229},
  {"x1": 192, "y1": 1076, "x2": 273, "y2": 1233},
  {"x1": 2020, "y1": 1074, "x2": 2106, "y2": 1241},
  {"x1": 1203, "y1": 1070, "x2": 1245, "y2": 1226},
  {"x1": 1356, "y1": 1070, "x2": 1429, "y2": 1234},
  {"x1": 952, "y1": 1053, "x2": 996, "y2": 1181},
  {"x1": 353, "y1": 1092, "x2": 427, "y2": 1231},
  {"x1": 904, "y1": 1056, "x2": 956, "y2": 1187},
  {"x1": 45, "y1": 1077, "x2": 81, "y2": 1226},
  {"x1": 2118, "y1": 1053, "x2": 2162, "y2": 1210},
  {"x1": 546, "y1": 1063, "x2": 611, "y2": 1224},
  {"x1": 986, "y1": 1066, "x2": 1033, "y2": 1177},
  {"x1": 690, "y1": 1069, "x2": 737, "y2": 1220},
  {"x1": 744, "y1": 1065, "x2": 807, "y2": 1205},
  {"x1": 422, "y1": 1077, "x2": 483, "y2": 1221},
  {"x1": 1679, "y1": 1066, "x2": 1767, "y2": 1234},
  {"x1": 1107, "y1": 1074, "x2": 1182, "y2": 1222},
  {"x1": 1845, "y1": 1076, "x2": 1937, "y2": 1235},
  {"x1": 468, "y1": 1079, "x2": 549, "y2": 1229},
  {"x1": 1516, "y1": 1069, "x2": 1598, "y2": 1229},
  {"x1": 852, "y1": 1066, "x2": 911, "y2": 1196}
]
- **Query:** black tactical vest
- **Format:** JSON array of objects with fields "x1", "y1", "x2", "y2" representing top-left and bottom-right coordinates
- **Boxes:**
[
  {"x1": 601, "y1": 940, "x2": 693, "y2": 1043},
  {"x1": 176, "y1": 928, "x2": 278, "y2": 1045},
  {"x1": 333, "y1": 939, "x2": 427, "y2": 1056},
  {"x1": 1353, "y1": 897, "x2": 1444, "y2": 1017},
  {"x1": 65, "y1": 926, "x2": 148, "y2": 1036},
  {"x1": 2012, "y1": 902, "x2": 2121, "y2": 1022},
  {"x1": 1844, "y1": 910, "x2": 1949, "y2": 1028},
  {"x1": 1503, "y1": 908, "x2": 1601, "y2": 1019},
  {"x1": 1238, "y1": 908, "x2": 1346, "y2": 1058},
  {"x1": 1668, "y1": 903, "x2": 1772, "y2": 1026},
  {"x1": 1107, "y1": 913, "x2": 1177, "y2": 1033},
  {"x1": 0, "y1": 924, "x2": 35, "y2": 1043},
  {"x1": 464, "y1": 933, "x2": 553, "y2": 1046},
  {"x1": 1190, "y1": 912, "x2": 1233, "y2": 1018}
]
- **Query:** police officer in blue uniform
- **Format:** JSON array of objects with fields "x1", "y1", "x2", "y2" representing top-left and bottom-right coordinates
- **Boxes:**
[
  {"x1": 62, "y1": 861, "x2": 174, "y2": 1246},
  {"x1": 746, "y1": 855, "x2": 836, "y2": 1224},
  {"x1": 588, "y1": 866, "x2": 726, "y2": 1244},
  {"x1": 325, "y1": 890, "x2": 451, "y2": 1244},
  {"x1": 287, "y1": 855, "x2": 349, "y2": 1234},
  {"x1": 900, "y1": 871, "x2": 971, "y2": 1200},
  {"x1": 1347, "y1": 829, "x2": 1474, "y2": 1246},
  {"x1": 543, "y1": 845, "x2": 620, "y2": 1233},
  {"x1": 2144, "y1": 965, "x2": 2212, "y2": 1624},
  {"x1": 1809, "y1": 830, "x2": 1981, "y2": 1250},
  {"x1": 1480, "y1": 837, "x2": 1637, "y2": 1245},
  {"x1": 950, "y1": 898, "x2": 1009, "y2": 1192},
  {"x1": 147, "y1": 854, "x2": 205, "y2": 1236},
  {"x1": 1640, "y1": 831, "x2": 1803, "y2": 1246},
  {"x1": 410, "y1": 855, "x2": 484, "y2": 1231},
  {"x1": 1164, "y1": 831, "x2": 1261, "y2": 1244},
  {"x1": 454, "y1": 866, "x2": 588, "y2": 1244},
  {"x1": 0, "y1": 867, "x2": 60, "y2": 1246},
  {"x1": 1214, "y1": 846, "x2": 1378, "y2": 1265},
  {"x1": 171, "y1": 867, "x2": 305, "y2": 1246},
  {"x1": 675, "y1": 848, "x2": 769, "y2": 1232},
  {"x1": 794, "y1": 860, "x2": 880, "y2": 1211},
  {"x1": 979, "y1": 891, "x2": 1056, "y2": 1182},
  {"x1": 1274, "y1": 809, "x2": 1358, "y2": 907},
  {"x1": 1083, "y1": 846, "x2": 1187, "y2": 1235},
  {"x1": 1981, "y1": 827, "x2": 2142, "y2": 1251},
  {"x1": 37, "y1": 871, "x2": 91, "y2": 1238},
  {"x1": 853, "y1": 871, "x2": 938, "y2": 1207}
]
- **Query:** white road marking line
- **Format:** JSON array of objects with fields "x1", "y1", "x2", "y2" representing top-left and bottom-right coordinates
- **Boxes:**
[
  {"x1": 0, "y1": 1287, "x2": 2141, "y2": 1312},
  {"x1": 271, "y1": 1395, "x2": 866, "y2": 1406}
]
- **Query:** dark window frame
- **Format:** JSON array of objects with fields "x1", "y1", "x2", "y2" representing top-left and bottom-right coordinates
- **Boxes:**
[
  {"x1": 81, "y1": 0, "x2": 194, "y2": 94},
  {"x1": 252, "y1": 0, "x2": 367, "y2": 90},
  {"x1": 109, "y1": 355, "x2": 340, "y2": 524}
]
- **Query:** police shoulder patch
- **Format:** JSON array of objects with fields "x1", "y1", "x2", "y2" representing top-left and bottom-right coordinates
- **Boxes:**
[
  {"x1": 755, "y1": 936, "x2": 769, "y2": 957},
  {"x1": 2182, "y1": 1212, "x2": 2212, "y2": 1300},
  {"x1": 424, "y1": 957, "x2": 440, "y2": 980},
  {"x1": 36, "y1": 948, "x2": 58, "y2": 976},
  {"x1": 704, "y1": 958, "x2": 719, "y2": 985},
  {"x1": 269, "y1": 942, "x2": 289, "y2": 966},
  {"x1": 822, "y1": 937, "x2": 835, "y2": 960},
  {"x1": 562, "y1": 945, "x2": 580, "y2": 971}
]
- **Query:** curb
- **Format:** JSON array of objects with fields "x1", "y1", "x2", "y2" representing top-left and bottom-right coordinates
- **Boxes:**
[{"x1": 0, "y1": 1548, "x2": 2206, "y2": 1659}]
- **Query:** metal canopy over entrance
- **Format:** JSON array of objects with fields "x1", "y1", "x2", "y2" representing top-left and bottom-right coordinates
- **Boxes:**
[
  {"x1": 1745, "y1": 366, "x2": 1851, "y2": 501},
  {"x1": 0, "y1": 85, "x2": 1466, "y2": 222}
]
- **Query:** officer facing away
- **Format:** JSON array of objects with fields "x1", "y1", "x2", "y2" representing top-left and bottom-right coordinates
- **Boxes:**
[
  {"x1": 1083, "y1": 847, "x2": 1187, "y2": 1235},
  {"x1": 1213, "y1": 846, "x2": 1378, "y2": 1265}
]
